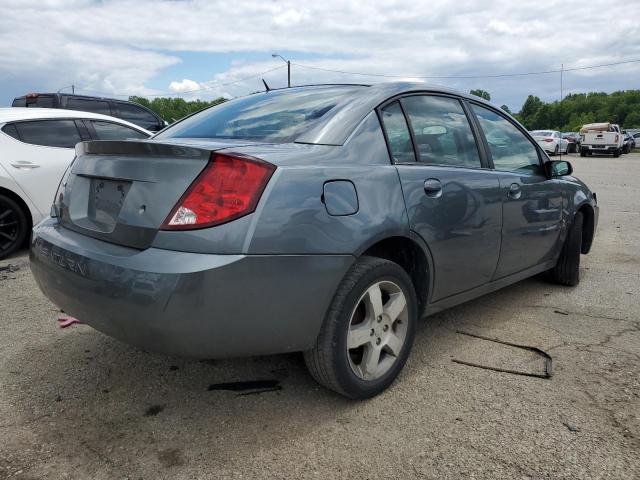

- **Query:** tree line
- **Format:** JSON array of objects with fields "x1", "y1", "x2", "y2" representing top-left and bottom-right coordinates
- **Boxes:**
[
  {"x1": 128, "y1": 96, "x2": 227, "y2": 123},
  {"x1": 129, "y1": 88, "x2": 640, "y2": 133},
  {"x1": 470, "y1": 89, "x2": 640, "y2": 132}
]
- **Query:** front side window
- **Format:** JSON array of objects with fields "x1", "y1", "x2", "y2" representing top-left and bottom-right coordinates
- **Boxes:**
[
  {"x1": 379, "y1": 101, "x2": 415, "y2": 163},
  {"x1": 401, "y1": 95, "x2": 482, "y2": 168},
  {"x1": 155, "y1": 86, "x2": 362, "y2": 143},
  {"x1": 90, "y1": 120, "x2": 148, "y2": 140},
  {"x1": 472, "y1": 104, "x2": 542, "y2": 175},
  {"x1": 14, "y1": 120, "x2": 82, "y2": 148},
  {"x1": 117, "y1": 103, "x2": 161, "y2": 130},
  {"x1": 67, "y1": 98, "x2": 111, "y2": 116}
]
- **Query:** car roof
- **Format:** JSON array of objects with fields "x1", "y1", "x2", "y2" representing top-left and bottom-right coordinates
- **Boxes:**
[
  {"x1": 0, "y1": 108, "x2": 151, "y2": 134},
  {"x1": 286, "y1": 82, "x2": 502, "y2": 145}
]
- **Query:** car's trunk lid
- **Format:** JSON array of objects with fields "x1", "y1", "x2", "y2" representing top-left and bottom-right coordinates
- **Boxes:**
[{"x1": 56, "y1": 139, "x2": 270, "y2": 249}]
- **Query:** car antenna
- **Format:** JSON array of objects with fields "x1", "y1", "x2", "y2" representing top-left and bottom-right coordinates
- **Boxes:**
[{"x1": 262, "y1": 79, "x2": 271, "y2": 92}]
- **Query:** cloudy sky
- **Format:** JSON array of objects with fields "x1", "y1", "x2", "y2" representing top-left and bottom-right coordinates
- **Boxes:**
[{"x1": 1, "y1": 0, "x2": 639, "y2": 110}]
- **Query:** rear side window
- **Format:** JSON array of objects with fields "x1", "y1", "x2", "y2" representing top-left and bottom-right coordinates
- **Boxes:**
[
  {"x1": 472, "y1": 104, "x2": 543, "y2": 175},
  {"x1": 12, "y1": 98, "x2": 26, "y2": 107},
  {"x1": 155, "y1": 86, "x2": 362, "y2": 143},
  {"x1": 379, "y1": 101, "x2": 416, "y2": 163},
  {"x1": 67, "y1": 98, "x2": 111, "y2": 116},
  {"x1": 26, "y1": 95, "x2": 54, "y2": 108},
  {"x1": 14, "y1": 120, "x2": 82, "y2": 148},
  {"x1": 90, "y1": 120, "x2": 148, "y2": 140},
  {"x1": 400, "y1": 95, "x2": 482, "y2": 168},
  {"x1": 116, "y1": 102, "x2": 159, "y2": 130},
  {"x1": 1, "y1": 123, "x2": 21, "y2": 140}
]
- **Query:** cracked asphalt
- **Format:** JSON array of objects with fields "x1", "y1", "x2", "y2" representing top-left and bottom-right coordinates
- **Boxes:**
[{"x1": 1, "y1": 153, "x2": 639, "y2": 479}]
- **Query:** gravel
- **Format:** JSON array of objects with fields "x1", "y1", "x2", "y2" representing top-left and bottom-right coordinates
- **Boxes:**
[{"x1": 1, "y1": 153, "x2": 638, "y2": 479}]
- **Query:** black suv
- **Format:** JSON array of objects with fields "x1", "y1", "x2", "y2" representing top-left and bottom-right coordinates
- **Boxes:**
[{"x1": 12, "y1": 93, "x2": 166, "y2": 132}]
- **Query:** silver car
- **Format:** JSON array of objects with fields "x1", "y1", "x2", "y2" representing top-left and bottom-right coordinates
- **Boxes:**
[{"x1": 30, "y1": 83, "x2": 598, "y2": 398}]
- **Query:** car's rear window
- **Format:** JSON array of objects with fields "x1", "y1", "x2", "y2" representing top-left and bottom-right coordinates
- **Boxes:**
[{"x1": 155, "y1": 86, "x2": 363, "y2": 143}]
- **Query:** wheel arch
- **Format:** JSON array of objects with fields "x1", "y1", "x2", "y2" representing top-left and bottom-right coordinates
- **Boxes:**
[
  {"x1": 360, "y1": 234, "x2": 432, "y2": 316},
  {"x1": 577, "y1": 203, "x2": 595, "y2": 254}
]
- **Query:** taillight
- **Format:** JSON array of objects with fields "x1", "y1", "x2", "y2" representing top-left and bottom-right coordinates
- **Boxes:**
[
  {"x1": 161, "y1": 153, "x2": 275, "y2": 230},
  {"x1": 544, "y1": 138, "x2": 554, "y2": 142},
  {"x1": 615, "y1": 134, "x2": 619, "y2": 142}
]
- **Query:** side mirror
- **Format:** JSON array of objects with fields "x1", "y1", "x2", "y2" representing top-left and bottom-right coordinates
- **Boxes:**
[{"x1": 547, "y1": 160, "x2": 573, "y2": 178}]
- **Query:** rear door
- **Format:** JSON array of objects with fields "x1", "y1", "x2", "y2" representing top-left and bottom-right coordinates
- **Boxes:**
[
  {"x1": 0, "y1": 119, "x2": 84, "y2": 215},
  {"x1": 470, "y1": 103, "x2": 563, "y2": 278},
  {"x1": 379, "y1": 94, "x2": 502, "y2": 301}
]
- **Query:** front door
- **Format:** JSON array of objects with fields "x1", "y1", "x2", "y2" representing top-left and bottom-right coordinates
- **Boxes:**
[
  {"x1": 470, "y1": 104, "x2": 564, "y2": 279},
  {"x1": 379, "y1": 95, "x2": 502, "y2": 301}
]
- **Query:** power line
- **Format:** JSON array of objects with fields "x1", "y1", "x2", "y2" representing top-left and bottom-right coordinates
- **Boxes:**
[
  {"x1": 291, "y1": 58, "x2": 640, "y2": 80},
  {"x1": 79, "y1": 64, "x2": 286, "y2": 98},
  {"x1": 72, "y1": 57, "x2": 640, "y2": 100}
]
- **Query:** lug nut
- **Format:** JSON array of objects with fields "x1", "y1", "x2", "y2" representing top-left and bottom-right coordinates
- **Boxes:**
[
  {"x1": 377, "y1": 315, "x2": 382, "y2": 323},
  {"x1": 370, "y1": 329, "x2": 375, "y2": 336},
  {"x1": 376, "y1": 338, "x2": 381, "y2": 345},
  {"x1": 383, "y1": 324, "x2": 389, "y2": 332}
]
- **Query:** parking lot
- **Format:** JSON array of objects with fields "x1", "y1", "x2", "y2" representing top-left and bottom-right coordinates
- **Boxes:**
[{"x1": 1, "y1": 153, "x2": 638, "y2": 479}]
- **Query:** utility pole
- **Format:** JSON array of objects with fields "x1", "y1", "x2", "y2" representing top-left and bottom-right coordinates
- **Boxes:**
[
  {"x1": 560, "y1": 64, "x2": 563, "y2": 158},
  {"x1": 287, "y1": 60, "x2": 290, "y2": 88},
  {"x1": 272, "y1": 54, "x2": 291, "y2": 87}
]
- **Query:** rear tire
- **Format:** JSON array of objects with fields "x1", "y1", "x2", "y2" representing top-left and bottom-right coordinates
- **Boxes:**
[
  {"x1": 554, "y1": 145, "x2": 559, "y2": 155},
  {"x1": 580, "y1": 148, "x2": 586, "y2": 157},
  {"x1": 0, "y1": 194, "x2": 28, "y2": 260},
  {"x1": 304, "y1": 256, "x2": 418, "y2": 399},
  {"x1": 547, "y1": 212, "x2": 583, "y2": 286}
]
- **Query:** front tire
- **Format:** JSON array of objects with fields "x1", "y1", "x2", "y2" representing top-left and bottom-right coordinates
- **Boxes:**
[
  {"x1": 0, "y1": 194, "x2": 28, "y2": 260},
  {"x1": 547, "y1": 212, "x2": 583, "y2": 286},
  {"x1": 304, "y1": 256, "x2": 418, "y2": 399}
]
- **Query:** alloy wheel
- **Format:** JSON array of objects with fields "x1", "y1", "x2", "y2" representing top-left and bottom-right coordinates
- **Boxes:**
[
  {"x1": 346, "y1": 280, "x2": 408, "y2": 381},
  {"x1": 0, "y1": 200, "x2": 20, "y2": 255}
]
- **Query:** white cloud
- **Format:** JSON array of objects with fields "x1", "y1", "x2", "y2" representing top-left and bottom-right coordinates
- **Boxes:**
[
  {"x1": 169, "y1": 79, "x2": 201, "y2": 93},
  {"x1": 0, "y1": 0, "x2": 639, "y2": 109}
]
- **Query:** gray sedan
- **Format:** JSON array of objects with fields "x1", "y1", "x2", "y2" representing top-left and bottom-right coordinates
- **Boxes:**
[{"x1": 30, "y1": 83, "x2": 598, "y2": 398}]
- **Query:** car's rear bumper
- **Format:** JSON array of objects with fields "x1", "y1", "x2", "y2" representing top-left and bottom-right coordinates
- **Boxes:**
[
  {"x1": 30, "y1": 218, "x2": 353, "y2": 358},
  {"x1": 583, "y1": 144, "x2": 618, "y2": 153}
]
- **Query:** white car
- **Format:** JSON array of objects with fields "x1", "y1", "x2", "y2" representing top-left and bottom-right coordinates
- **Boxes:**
[
  {"x1": 0, "y1": 108, "x2": 151, "y2": 258},
  {"x1": 530, "y1": 130, "x2": 569, "y2": 155}
]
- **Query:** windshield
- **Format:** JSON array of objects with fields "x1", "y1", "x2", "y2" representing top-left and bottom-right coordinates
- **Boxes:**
[
  {"x1": 155, "y1": 86, "x2": 364, "y2": 143},
  {"x1": 531, "y1": 130, "x2": 554, "y2": 136}
]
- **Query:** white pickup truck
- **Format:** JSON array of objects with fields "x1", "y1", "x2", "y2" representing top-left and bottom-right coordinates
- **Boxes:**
[{"x1": 579, "y1": 122, "x2": 624, "y2": 157}]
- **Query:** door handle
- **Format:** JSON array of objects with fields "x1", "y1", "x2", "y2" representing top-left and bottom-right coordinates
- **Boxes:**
[
  {"x1": 423, "y1": 178, "x2": 443, "y2": 198},
  {"x1": 11, "y1": 162, "x2": 40, "y2": 169},
  {"x1": 508, "y1": 183, "x2": 521, "y2": 199}
]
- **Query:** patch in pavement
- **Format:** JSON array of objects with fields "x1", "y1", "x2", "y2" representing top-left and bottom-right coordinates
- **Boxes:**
[
  {"x1": 207, "y1": 379, "x2": 282, "y2": 395},
  {"x1": 452, "y1": 330, "x2": 552, "y2": 379}
]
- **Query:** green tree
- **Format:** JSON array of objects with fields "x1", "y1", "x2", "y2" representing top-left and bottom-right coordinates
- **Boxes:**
[
  {"x1": 624, "y1": 111, "x2": 640, "y2": 128},
  {"x1": 470, "y1": 89, "x2": 491, "y2": 101},
  {"x1": 128, "y1": 96, "x2": 228, "y2": 124},
  {"x1": 500, "y1": 105, "x2": 511, "y2": 114}
]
